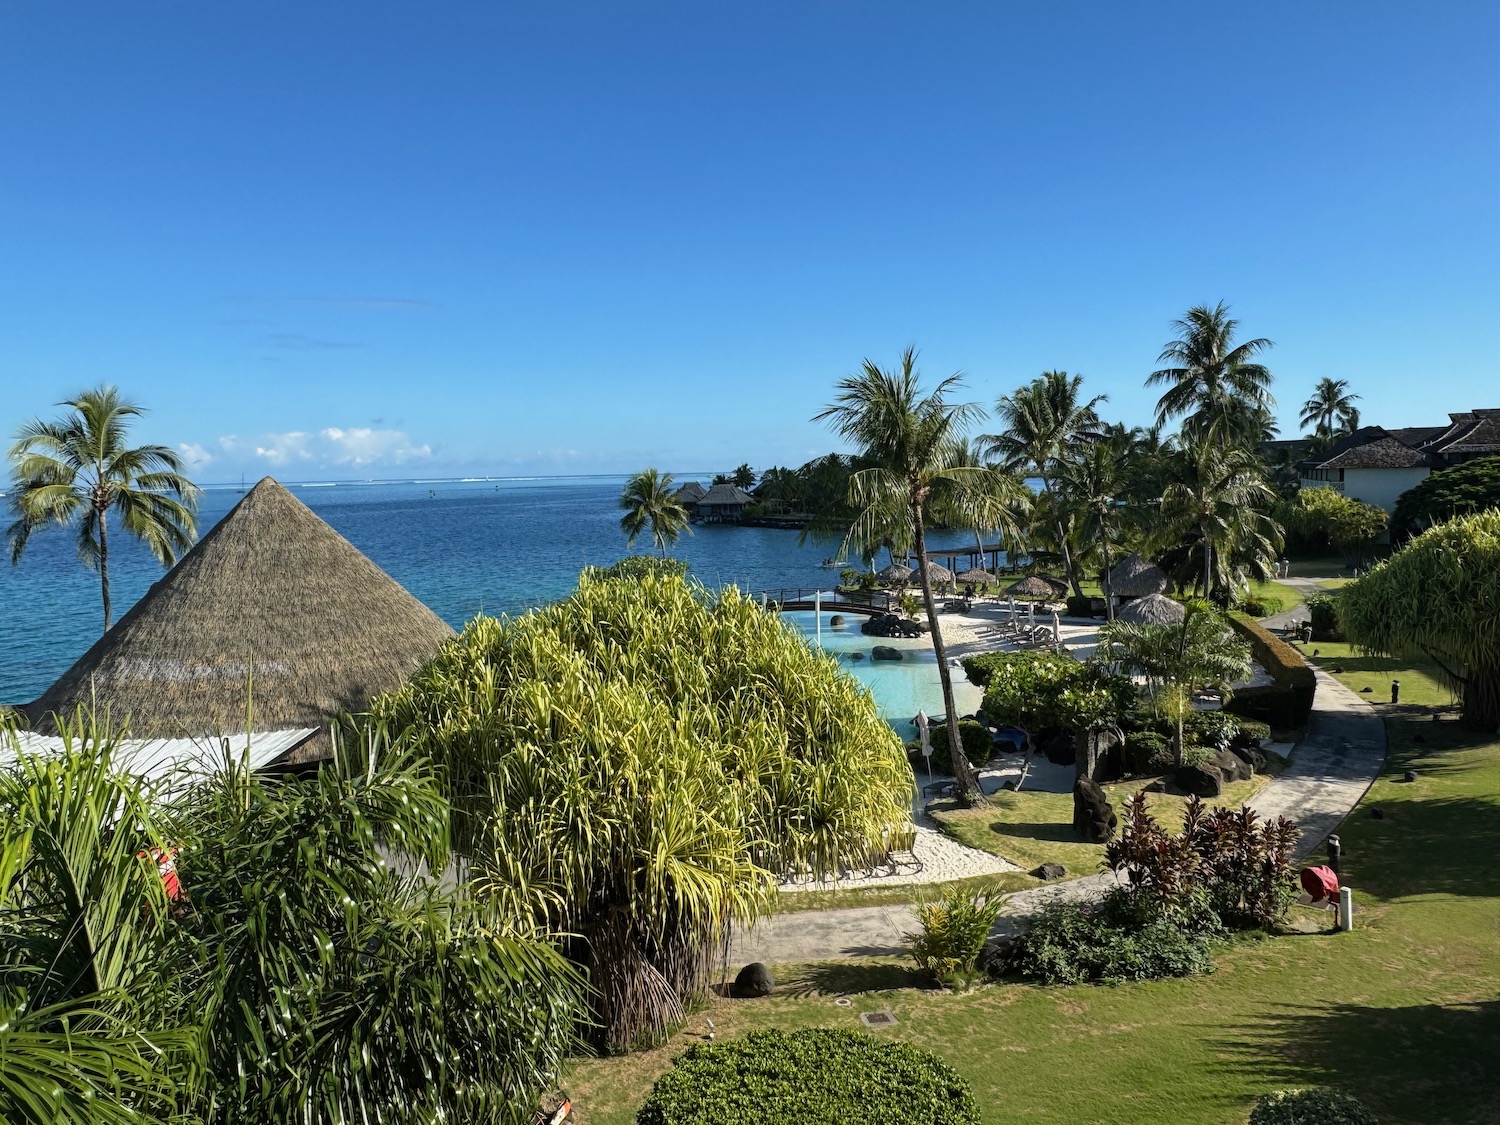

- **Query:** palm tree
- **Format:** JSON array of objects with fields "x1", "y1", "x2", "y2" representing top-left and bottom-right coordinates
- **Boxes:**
[
  {"x1": 1159, "y1": 438, "x2": 1281, "y2": 601},
  {"x1": 1148, "y1": 303, "x2": 1274, "y2": 446},
  {"x1": 619, "y1": 467, "x2": 692, "y2": 557},
  {"x1": 816, "y1": 349, "x2": 992, "y2": 805},
  {"x1": 934, "y1": 440, "x2": 1031, "y2": 569},
  {"x1": 1056, "y1": 430, "x2": 1131, "y2": 620},
  {"x1": 8, "y1": 386, "x2": 199, "y2": 632},
  {"x1": 1299, "y1": 378, "x2": 1361, "y2": 439},
  {"x1": 984, "y1": 371, "x2": 1106, "y2": 596}
]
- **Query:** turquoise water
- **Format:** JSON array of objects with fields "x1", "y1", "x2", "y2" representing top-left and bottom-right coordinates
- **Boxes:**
[
  {"x1": 781, "y1": 609, "x2": 983, "y2": 742},
  {"x1": 0, "y1": 476, "x2": 996, "y2": 705}
]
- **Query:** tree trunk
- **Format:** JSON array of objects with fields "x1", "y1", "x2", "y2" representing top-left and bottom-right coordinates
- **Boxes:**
[
  {"x1": 1461, "y1": 663, "x2": 1500, "y2": 731},
  {"x1": 1101, "y1": 516, "x2": 1114, "y2": 622},
  {"x1": 1200, "y1": 520, "x2": 1213, "y2": 601},
  {"x1": 914, "y1": 500, "x2": 983, "y2": 806},
  {"x1": 1041, "y1": 477, "x2": 1081, "y2": 597},
  {"x1": 98, "y1": 508, "x2": 112, "y2": 634}
]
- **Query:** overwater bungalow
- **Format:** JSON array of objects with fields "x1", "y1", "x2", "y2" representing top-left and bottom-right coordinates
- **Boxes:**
[
  {"x1": 18, "y1": 477, "x2": 454, "y2": 770},
  {"x1": 672, "y1": 480, "x2": 707, "y2": 514},
  {"x1": 693, "y1": 482, "x2": 756, "y2": 523}
]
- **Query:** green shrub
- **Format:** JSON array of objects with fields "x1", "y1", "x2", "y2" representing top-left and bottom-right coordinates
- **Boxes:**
[
  {"x1": 976, "y1": 652, "x2": 1134, "y2": 734},
  {"x1": 918, "y1": 720, "x2": 993, "y2": 774},
  {"x1": 1308, "y1": 593, "x2": 1343, "y2": 641},
  {"x1": 1066, "y1": 594, "x2": 1095, "y2": 617},
  {"x1": 905, "y1": 888, "x2": 1004, "y2": 988},
  {"x1": 960, "y1": 651, "x2": 1008, "y2": 686},
  {"x1": 584, "y1": 554, "x2": 690, "y2": 582},
  {"x1": 1249, "y1": 1088, "x2": 1378, "y2": 1125},
  {"x1": 1184, "y1": 709, "x2": 1239, "y2": 749},
  {"x1": 1225, "y1": 684, "x2": 1306, "y2": 729},
  {"x1": 1125, "y1": 731, "x2": 1173, "y2": 776},
  {"x1": 993, "y1": 888, "x2": 1219, "y2": 985},
  {"x1": 636, "y1": 1028, "x2": 980, "y2": 1125},
  {"x1": 1238, "y1": 596, "x2": 1275, "y2": 617},
  {"x1": 1227, "y1": 615, "x2": 1317, "y2": 723},
  {"x1": 1232, "y1": 718, "x2": 1272, "y2": 745},
  {"x1": 1180, "y1": 744, "x2": 1214, "y2": 768}
]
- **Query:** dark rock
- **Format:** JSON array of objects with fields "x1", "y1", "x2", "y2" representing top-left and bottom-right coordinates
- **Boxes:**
[
  {"x1": 848, "y1": 651, "x2": 864, "y2": 661},
  {"x1": 829, "y1": 614, "x2": 846, "y2": 628},
  {"x1": 1360, "y1": 686, "x2": 1373, "y2": 693},
  {"x1": 1043, "y1": 733, "x2": 1076, "y2": 766},
  {"x1": 1331, "y1": 666, "x2": 1345, "y2": 673},
  {"x1": 1143, "y1": 779, "x2": 1167, "y2": 793},
  {"x1": 1370, "y1": 807, "x2": 1384, "y2": 820},
  {"x1": 732, "y1": 962, "x2": 775, "y2": 998},
  {"x1": 1174, "y1": 763, "x2": 1224, "y2": 798},
  {"x1": 871, "y1": 645, "x2": 903, "y2": 662},
  {"x1": 1403, "y1": 770, "x2": 1419, "y2": 783},
  {"x1": 1072, "y1": 778, "x2": 1118, "y2": 843},
  {"x1": 1031, "y1": 862, "x2": 1067, "y2": 880},
  {"x1": 862, "y1": 613, "x2": 911, "y2": 638},
  {"x1": 1213, "y1": 748, "x2": 1252, "y2": 784},
  {"x1": 1229, "y1": 744, "x2": 1267, "y2": 774}
]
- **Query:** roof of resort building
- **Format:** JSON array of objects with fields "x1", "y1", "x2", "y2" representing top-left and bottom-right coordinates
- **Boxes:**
[
  {"x1": 696, "y1": 483, "x2": 756, "y2": 507},
  {"x1": 1301, "y1": 427, "x2": 1434, "y2": 471},
  {"x1": 672, "y1": 481, "x2": 707, "y2": 503},
  {"x1": 24, "y1": 477, "x2": 455, "y2": 750},
  {"x1": 1006, "y1": 576, "x2": 1057, "y2": 598},
  {"x1": 1, "y1": 726, "x2": 318, "y2": 783},
  {"x1": 1421, "y1": 409, "x2": 1500, "y2": 456},
  {"x1": 1115, "y1": 592, "x2": 1187, "y2": 625},
  {"x1": 1107, "y1": 553, "x2": 1169, "y2": 597}
]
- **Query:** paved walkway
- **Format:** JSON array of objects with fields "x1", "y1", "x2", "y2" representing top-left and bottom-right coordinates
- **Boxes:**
[{"x1": 731, "y1": 625, "x2": 1387, "y2": 966}]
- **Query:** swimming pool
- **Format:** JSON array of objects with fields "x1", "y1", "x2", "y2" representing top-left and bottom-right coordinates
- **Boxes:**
[{"x1": 781, "y1": 609, "x2": 983, "y2": 742}]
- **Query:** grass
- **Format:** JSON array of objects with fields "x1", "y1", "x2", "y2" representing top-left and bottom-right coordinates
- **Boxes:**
[
  {"x1": 563, "y1": 678, "x2": 1500, "y2": 1125},
  {"x1": 1305, "y1": 642, "x2": 1457, "y2": 710},
  {"x1": 927, "y1": 775, "x2": 1267, "y2": 875},
  {"x1": 773, "y1": 870, "x2": 1036, "y2": 914},
  {"x1": 1244, "y1": 577, "x2": 1304, "y2": 615}
]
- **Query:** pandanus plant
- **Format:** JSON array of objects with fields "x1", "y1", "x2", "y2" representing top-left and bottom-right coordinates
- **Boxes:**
[{"x1": 373, "y1": 571, "x2": 914, "y2": 1051}]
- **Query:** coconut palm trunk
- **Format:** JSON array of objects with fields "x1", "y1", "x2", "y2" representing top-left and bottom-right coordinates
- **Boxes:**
[
  {"x1": 1201, "y1": 519, "x2": 1213, "y2": 600},
  {"x1": 97, "y1": 500, "x2": 112, "y2": 631},
  {"x1": 911, "y1": 496, "x2": 982, "y2": 804}
]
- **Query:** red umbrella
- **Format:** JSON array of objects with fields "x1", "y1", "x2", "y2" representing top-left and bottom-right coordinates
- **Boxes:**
[{"x1": 1300, "y1": 865, "x2": 1339, "y2": 903}]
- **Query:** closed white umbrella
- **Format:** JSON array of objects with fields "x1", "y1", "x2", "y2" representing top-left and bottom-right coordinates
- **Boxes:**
[
  {"x1": 916, "y1": 710, "x2": 933, "y2": 785},
  {"x1": 1051, "y1": 609, "x2": 1061, "y2": 647}
]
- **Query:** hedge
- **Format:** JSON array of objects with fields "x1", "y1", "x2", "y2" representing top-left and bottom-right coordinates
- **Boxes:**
[
  {"x1": 636, "y1": 1028, "x2": 980, "y2": 1125},
  {"x1": 1249, "y1": 1088, "x2": 1377, "y2": 1124},
  {"x1": 1228, "y1": 615, "x2": 1317, "y2": 725}
]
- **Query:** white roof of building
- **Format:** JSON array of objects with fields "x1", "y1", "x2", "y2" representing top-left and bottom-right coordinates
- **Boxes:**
[{"x1": 1, "y1": 727, "x2": 317, "y2": 783}]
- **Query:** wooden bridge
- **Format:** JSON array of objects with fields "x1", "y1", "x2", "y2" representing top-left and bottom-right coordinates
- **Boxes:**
[{"x1": 751, "y1": 588, "x2": 894, "y2": 617}]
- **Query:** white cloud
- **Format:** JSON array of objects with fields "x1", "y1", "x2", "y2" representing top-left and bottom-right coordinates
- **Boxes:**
[
  {"x1": 204, "y1": 427, "x2": 433, "y2": 472},
  {"x1": 178, "y1": 442, "x2": 215, "y2": 470}
]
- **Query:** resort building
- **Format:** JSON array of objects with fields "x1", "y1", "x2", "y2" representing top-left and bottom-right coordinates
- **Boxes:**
[
  {"x1": 1297, "y1": 409, "x2": 1500, "y2": 514},
  {"x1": 693, "y1": 482, "x2": 757, "y2": 523},
  {"x1": 21, "y1": 477, "x2": 454, "y2": 768},
  {"x1": 672, "y1": 480, "x2": 707, "y2": 514}
]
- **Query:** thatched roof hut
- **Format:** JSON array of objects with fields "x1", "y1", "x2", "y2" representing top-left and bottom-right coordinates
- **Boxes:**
[
  {"x1": 1006, "y1": 575, "x2": 1057, "y2": 598},
  {"x1": 918, "y1": 561, "x2": 954, "y2": 588},
  {"x1": 954, "y1": 568, "x2": 997, "y2": 587},
  {"x1": 877, "y1": 563, "x2": 914, "y2": 585},
  {"x1": 1108, "y1": 553, "x2": 1169, "y2": 598},
  {"x1": 25, "y1": 478, "x2": 454, "y2": 759},
  {"x1": 1115, "y1": 592, "x2": 1186, "y2": 625}
]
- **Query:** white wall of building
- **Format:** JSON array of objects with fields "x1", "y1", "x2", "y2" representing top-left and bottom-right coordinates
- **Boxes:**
[{"x1": 1342, "y1": 467, "x2": 1431, "y2": 513}]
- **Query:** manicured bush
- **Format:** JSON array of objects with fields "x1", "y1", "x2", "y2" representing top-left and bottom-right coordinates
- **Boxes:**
[
  {"x1": 1307, "y1": 593, "x2": 1343, "y2": 642},
  {"x1": 1232, "y1": 718, "x2": 1272, "y2": 746},
  {"x1": 905, "y1": 888, "x2": 1005, "y2": 988},
  {"x1": 1249, "y1": 1088, "x2": 1378, "y2": 1124},
  {"x1": 636, "y1": 1028, "x2": 980, "y2": 1125},
  {"x1": 1238, "y1": 596, "x2": 1275, "y2": 617},
  {"x1": 975, "y1": 652, "x2": 1135, "y2": 735},
  {"x1": 923, "y1": 719, "x2": 994, "y2": 773},
  {"x1": 1125, "y1": 730, "x2": 1173, "y2": 776},
  {"x1": 960, "y1": 651, "x2": 1010, "y2": 686},
  {"x1": 1227, "y1": 615, "x2": 1317, "y2": 724},
  {"x1": 992, "y1": 887, "x2": 1219, "y2": 985},
  {"x1": 1225, "y1": 684, "x2": 1306, "y2": 730}
]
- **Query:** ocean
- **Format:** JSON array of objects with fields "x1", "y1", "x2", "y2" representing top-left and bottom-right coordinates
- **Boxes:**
[{"x1": 0, "y1": 475, "x2": 994, "y2": 706}]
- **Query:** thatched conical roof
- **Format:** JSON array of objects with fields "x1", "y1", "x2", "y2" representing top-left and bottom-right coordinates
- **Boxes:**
[
  {"x1": 1006, "y1": 575, "x2": 1057, "y2": 598},
  {"x1": 1108, "y1": 553, "x2": 1169, "y2": 598},
  {"x1": 26, "y1": 478, "x2": 454, "y2": 749},
  {"x1": 954, "y1": 568, "x2": 997, "y2": 586},
  {"x1": 918, "y1": 561, "x2": 954, "y2": 586},
  {"x1": 1115, "y1": 592, "x2": 1186, "y2": 625},
  {"x1": 877, "y1": 563, "x2": 913, "y2": 585}
]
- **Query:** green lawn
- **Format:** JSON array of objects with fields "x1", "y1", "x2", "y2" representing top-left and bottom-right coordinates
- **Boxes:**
[
  {"x1": 1306, "y1": 643, "x2": 1456, "y2": 710},
  {"x1": 774, "y1": 870, "x2": 1036, "y2": 914},
  {"x1": 564, "y1": 682, "x2": 1500, "y2": 1124},
  {"x1": 929, "y1": 775, "x2": 1268, "y2": 875}
]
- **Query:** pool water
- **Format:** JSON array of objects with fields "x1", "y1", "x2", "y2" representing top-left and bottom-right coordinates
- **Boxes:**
[{"x1": 781, "y1": 610, "x2": 983, "y2": 743}]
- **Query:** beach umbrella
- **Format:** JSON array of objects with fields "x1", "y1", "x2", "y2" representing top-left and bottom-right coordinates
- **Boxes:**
[
  {"x1": 1007, "y1": 595, "x2": 1017, "y2": 622},
  {"x1": 955, "y1": 568, "x2": 997, "y2": 587},
  {"x1": 877, "y1": 563, "x2": 914, "y2": 586},
  {"x1": 1115, "y1": 592, "x2": 1186, "y2": 625},
  {"x1": 919, "y1": 561, "x2": 955, "y2": 590},
  {"x1": 1006, "y1": 575, "x2": 1056, "y2": 599},
  {"x1": 1107, "y1": 553, "x2": 1170, "y2": 599},
  {"x1": 916, "y1": 710, "x2": 933, "y2": 783},
  {"x1": 1051, "y1": 609, "x2": 1061, "y2": 645}
]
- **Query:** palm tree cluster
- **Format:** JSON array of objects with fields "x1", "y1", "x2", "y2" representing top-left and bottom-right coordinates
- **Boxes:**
[{"x1": 0, "y1": 715, "x2": 584, "y2": 1124}]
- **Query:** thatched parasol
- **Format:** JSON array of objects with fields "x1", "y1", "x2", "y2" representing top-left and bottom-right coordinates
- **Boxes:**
[
  {"x1": 877, "y1": 563, "x2": 914, "y2": 585},
  {"x1": 918, "y1": 561, "x2": 955, "y2": 588},
  {"x1": 954, "y1": 568, "x2": 997, "y2": 587},
  {"x1": 25, "y1": 478, "x2": 455, "y2": 760},
  {"x1": 1115, "y1": 592, "x2": 1186, "y2": 625},
  {"x1": 1006, "y1": 575, "x2": 1057, "y2": 598},
  {"x1": 1108, "y1": 553, "x2": 1169, "y2": 598}
]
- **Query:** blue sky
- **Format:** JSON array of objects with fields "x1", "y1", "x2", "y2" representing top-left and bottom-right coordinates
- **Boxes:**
[{"x1": 2, "y1": 2, "x2": 1496, "y2": 482}]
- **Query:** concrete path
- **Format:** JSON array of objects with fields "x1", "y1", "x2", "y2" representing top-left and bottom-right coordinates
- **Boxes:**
[{"x1": 731, "y1": 659, "x2": 1387, "y2": 966}]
